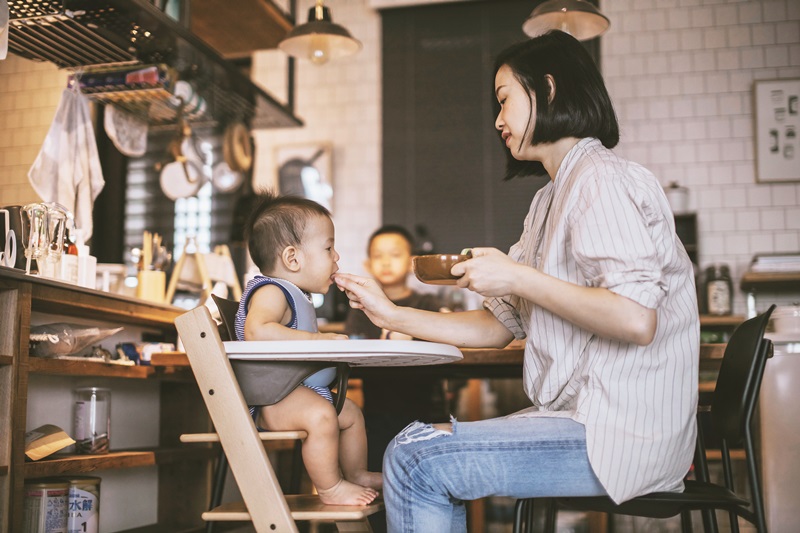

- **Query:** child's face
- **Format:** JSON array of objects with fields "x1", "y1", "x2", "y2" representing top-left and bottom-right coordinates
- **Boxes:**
[
  {"x1": 365, "y1": 233, "x2": 412, "y2": 288},
  {"x1": 297, "y1": 214, "x2": 340, "y2": 294}
]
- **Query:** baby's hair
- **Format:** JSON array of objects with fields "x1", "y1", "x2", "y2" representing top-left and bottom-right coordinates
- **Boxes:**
[
  {"x1": 245, "y1": 190, "x2": 331, "y2": 272},
  {"x1": 367, "y1": 225, "x2": 415, "y2": 256}
]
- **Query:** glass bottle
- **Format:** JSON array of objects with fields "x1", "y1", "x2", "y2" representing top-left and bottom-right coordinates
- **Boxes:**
[{"x1": 705, "y1": 263, "x2": 733, "y2": 316}]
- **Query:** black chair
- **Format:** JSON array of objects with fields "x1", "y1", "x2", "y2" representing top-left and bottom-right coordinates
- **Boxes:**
[
  {"x1": 514, "y1": 305, "x2": 776, "y2": 533},
  {"x1": 205, "y1": 294, "x2": 351, "y2": 533}
]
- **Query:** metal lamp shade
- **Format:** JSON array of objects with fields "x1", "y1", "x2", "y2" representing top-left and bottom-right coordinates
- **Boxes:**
[
  {"x1": 522, "y1": 0, "x2": 609, "y2": 41},
  {"x1": 279, "y1": 3, "x2": 361, "y2": 64}
]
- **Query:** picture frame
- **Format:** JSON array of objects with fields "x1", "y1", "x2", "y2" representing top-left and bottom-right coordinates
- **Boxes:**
[
  {"x1": 754, "y1": 78, "x2": 800, "y2": 183},
  {"x1": 274, "y1": 142, "x2": 334, "y2": 212}
]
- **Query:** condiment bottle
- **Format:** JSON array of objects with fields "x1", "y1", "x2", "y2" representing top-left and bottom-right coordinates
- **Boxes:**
[{"x1": 705, "y1": 263, "x2": 733, "y2": 315}]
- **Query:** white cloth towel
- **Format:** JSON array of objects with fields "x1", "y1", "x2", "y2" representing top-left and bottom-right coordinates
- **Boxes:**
[{"x1": 28, "y1": 88, "x2": 105, "y2": 240}]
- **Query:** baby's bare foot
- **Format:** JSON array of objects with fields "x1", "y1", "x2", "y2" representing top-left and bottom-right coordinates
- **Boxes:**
[
  {"x1": 349, "y1": 470, "x2": 383, "y2": 491},
  {"x1": 317, "y1": 479, "x2": 379, "y2": 506}
]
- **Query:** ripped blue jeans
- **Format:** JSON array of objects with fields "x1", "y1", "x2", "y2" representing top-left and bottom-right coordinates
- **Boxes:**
[{"x1": 383, "y1": 416, "x2": 606, "y2": 533}]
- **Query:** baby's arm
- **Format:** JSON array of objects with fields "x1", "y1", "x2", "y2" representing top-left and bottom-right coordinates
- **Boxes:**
[{"x1": 244, "y1": 284, "x2": 347, "y2": 341}]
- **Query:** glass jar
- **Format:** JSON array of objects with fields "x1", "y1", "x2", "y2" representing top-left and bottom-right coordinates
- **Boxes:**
[
  {"x1": 705, "y1": 264, "x2": 733, "y2": 316},
  {"x1": 73, "y1": 388, "x2": 111, "y2": 455}
]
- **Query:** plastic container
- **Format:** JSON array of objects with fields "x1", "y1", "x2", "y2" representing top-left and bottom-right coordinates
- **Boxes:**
[
  {"x1": 65, "y1": 476, "x2": 101, "y2": 533},
  {"x1": 73, "y1": 388, "x2": 111, "y2": 454}
]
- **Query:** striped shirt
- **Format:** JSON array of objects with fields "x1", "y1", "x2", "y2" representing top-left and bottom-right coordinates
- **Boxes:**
[{"x1": 485, "y1": 138, "x2": 699, "y2": 503}]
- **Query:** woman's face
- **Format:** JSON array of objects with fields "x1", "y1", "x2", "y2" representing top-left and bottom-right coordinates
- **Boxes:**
[{"x1": 495, "y1": 64, "x2": 536, "y2": 160}]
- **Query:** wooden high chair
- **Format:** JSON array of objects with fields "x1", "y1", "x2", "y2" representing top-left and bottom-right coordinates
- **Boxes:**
[{"x1": 175, "y1": 306, "x2": 382, "y2": 532}]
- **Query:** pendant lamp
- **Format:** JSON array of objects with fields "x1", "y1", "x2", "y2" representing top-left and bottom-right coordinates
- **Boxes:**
[
  {"x1": 279, "y1": 0, "x2": 362, "y2": 65},
  {"x1": 522, "y1": 0, "x2": 609, "y2": 41}
]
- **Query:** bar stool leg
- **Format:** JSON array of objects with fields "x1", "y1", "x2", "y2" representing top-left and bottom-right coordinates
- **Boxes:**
[{"x1": 207, "y1": 449, "x2": 228, "y2": 533}]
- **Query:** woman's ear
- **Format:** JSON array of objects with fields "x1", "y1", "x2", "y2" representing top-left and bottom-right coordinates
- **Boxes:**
[
  {"x1": 545, "y1": 74, "x2": 556, "y2": 104},
  {"x1": 363, "y1": 258, "x2": 373, "y2": 275},
  {"x1": 281, "y1": 246, "x2": 301, "y2": 272}
]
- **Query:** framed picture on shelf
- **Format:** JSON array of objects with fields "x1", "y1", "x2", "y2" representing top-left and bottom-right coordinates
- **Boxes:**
[
  {"x1": 754, "y1": 78, "x2": 800, "y2": 183},
  {"x1": 274, "y1": 143, "x2": 334, "y2": 212}
]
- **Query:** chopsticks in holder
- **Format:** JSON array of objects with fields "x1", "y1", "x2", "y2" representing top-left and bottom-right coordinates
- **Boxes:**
[{"x1": 142, "y1": 230, "x2": 152, "y2": 271}]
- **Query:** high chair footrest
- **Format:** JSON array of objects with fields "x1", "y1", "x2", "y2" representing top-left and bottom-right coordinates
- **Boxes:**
[
  {"x1": 180, "y1": 430, "x2": 308, "y2": 443},
  {"x1": 202, "y1": 496, "x2": 384, "y2": 522}
]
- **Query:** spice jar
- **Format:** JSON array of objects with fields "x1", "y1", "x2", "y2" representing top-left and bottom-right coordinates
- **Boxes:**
[{"x1": 705, "y1": 264, "x2": 733, "y2": 316}]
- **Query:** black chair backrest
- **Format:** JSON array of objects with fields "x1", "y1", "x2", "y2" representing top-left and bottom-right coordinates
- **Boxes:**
[
  {"x1": 212, "y1": 294, "x2": 240, "y2": 341},
  {"x1": 711, "y1": 305, "x2": 776, "y2": 446}
]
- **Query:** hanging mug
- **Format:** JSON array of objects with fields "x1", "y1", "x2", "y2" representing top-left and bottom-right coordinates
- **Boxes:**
[{"x1": 0, "y1": 208, "x2": 17, "y2": 268}]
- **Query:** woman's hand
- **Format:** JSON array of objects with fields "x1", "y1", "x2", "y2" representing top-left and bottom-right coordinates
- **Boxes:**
[
  {"x1": 451, "y1": 247, "x2": 523, "y2": 297},
  {"x1": 333, "y1": 273, "x2": 396, "y2": 331}
]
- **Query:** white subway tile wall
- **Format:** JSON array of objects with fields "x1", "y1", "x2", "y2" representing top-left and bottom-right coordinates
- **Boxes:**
[
  {"x1": 1, "y1": 0, "x2": 799, "y2": 312},
  {"x1": 604, "y1": 0, "x2": 800, "y2": 312},
  {"x1": 251, "y1": 0, "x2": 382, "y2": 275}
]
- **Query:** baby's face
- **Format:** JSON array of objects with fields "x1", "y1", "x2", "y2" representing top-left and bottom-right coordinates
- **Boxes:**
[
  {"x1": 298, "y1": 215, "x2": 340, "y2": 294},
  {"x1": 366, "y1": 233, "x2": 412, "y2": 288}
]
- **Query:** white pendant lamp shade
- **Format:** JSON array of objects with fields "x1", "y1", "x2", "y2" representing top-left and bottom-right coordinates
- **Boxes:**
[
  {"x1": 279, "y1": 0, "x2": 362, "y2": 65},
  {"x1": 523, "y1": 0, "x2": 609, "y2": 41}
]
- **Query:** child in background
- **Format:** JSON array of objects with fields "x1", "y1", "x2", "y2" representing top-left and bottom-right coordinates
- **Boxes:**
[
  {"x1": 237, "y1": 191, "x2": 381, "y2": 505},
  {"x1": 344, "y1": 225, "x2": 450, "y2": 471}
]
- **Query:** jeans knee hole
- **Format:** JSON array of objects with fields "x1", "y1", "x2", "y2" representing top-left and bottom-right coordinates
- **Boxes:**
[{"x1": 395, "y1": 420, "x2": 453, "y2": 445}]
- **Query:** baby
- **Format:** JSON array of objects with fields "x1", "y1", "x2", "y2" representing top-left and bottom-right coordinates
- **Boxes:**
[{"x1": 235, "y1": 191, "x2": 381, "y2": 505}]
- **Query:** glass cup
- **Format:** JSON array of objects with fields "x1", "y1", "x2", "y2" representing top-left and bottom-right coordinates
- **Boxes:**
[
  {"x1": 21, "y1": 202, "x2": 48, "y2": 273},
  {"x1": 73, "y1": 387, "x2": 111, "y2": 454}
]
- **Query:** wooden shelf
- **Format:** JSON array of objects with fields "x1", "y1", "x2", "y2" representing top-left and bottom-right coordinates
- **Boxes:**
[
  {"x1": 741, "y1": 271, "x2": 800, "y2": 292},
  {"x1": 706, "y1": 449, "x2": 746, "y2": 461},
  {"x1": 189, "y1": 0, "x2": 292, "y2": 60},
  {"x1": 24, "y1": 447, "x2": 216, "y2": 478},
  {"x1": 0, "y1": 354, "x2": 12, "y2": 366},
  {"x1": 700, "y1": 344, "x2": 726, "y2": 360},
  {"x1": 700, "y1": 315, "x2": 744, "y2": 327},
  {"x1": 29, "y1": 357, "x2": 155, "y2": 379},
  {"x1": 116, "y1": 524, "x2": 205, "y2": 533},
  {"x1": 698, "y1": 381, "x2": 715, "y2": 393}
]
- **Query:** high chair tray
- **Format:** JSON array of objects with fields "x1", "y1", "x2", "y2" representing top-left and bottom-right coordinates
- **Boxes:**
[{"x1": 223, "y1": 339, "x2": 463, "y2": 367}]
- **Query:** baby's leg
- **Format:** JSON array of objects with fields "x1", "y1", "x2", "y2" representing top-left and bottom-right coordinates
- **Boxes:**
[
  {"x1": 338, "y1": 398, "x2": 383, "y2": 491},
  {"x1": 258, "y1": 387, "x2": 378, "y2": 505}
]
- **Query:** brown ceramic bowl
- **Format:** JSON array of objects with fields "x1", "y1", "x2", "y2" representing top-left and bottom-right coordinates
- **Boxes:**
[{"x1": 412, "y1": 254, "x2": 470, "y2": 285}]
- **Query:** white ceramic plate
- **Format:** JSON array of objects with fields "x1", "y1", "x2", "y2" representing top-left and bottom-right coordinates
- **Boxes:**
[{"x1": 160, "y1": 160, "x2": 205, "y2": 200}]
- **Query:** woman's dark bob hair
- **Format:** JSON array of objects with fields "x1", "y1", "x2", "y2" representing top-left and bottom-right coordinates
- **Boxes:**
[{"x1": 495, "y1": 31, "x2": 619, "y2": 179}]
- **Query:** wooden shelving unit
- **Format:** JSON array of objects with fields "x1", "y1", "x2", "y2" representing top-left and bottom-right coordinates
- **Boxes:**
[
  {"x1": 24, "y1": 448, "x2": 216, "y2": 478},
  {"x1": 0, "y1": 266, "x2": 212, "y2": 533},
  {"x1": 741, "y1": 271, "x2": 800, "y2": 292},
  {"x1": 699, "y1": 314, "x2": 745, "y2": 327}
]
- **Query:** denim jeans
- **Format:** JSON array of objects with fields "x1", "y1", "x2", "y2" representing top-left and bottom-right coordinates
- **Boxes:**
[{"x1": 383, "y1": 416, "x2": 607, "y2": 533}]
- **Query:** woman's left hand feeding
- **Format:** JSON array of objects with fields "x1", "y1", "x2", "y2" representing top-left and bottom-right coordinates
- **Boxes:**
[
  {"x1": 451, "y1": 247, "x2": 523, "y2": 297},
  {"x1": 334, "y1": 273, "x2": 396, "y2": 330}
]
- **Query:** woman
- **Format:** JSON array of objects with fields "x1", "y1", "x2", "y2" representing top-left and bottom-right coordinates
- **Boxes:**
[{"x1": 335, "y1": 31, "x2": 699, "y2": 532}]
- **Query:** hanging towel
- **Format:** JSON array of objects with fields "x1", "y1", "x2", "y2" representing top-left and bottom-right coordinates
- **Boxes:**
[
  {"x1": 1, "y1": 1, "x2": 9, "y2": 60},
  {"x1": 28, "y1": 88, "x2": 105, "y2": 241}
]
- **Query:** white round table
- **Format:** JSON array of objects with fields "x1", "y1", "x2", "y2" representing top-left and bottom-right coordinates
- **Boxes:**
[{"x1": 224, "y1": 339, "x2": 463, "y2": 367}]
